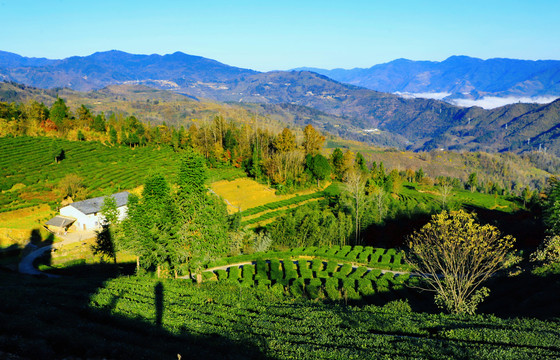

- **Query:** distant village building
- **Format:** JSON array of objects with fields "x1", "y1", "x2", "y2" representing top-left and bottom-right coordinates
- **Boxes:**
[{"x1": 46, "y1": 191, "x2": 129, "y2": 233}]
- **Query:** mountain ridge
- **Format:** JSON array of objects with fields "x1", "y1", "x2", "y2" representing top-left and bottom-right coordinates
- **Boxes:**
[
  {"x1": 1, "y1": 51, "x2": 560, "y2": 155},
  {"x1": 294, "y1": 56, "x2": 560, "y2": 102}
]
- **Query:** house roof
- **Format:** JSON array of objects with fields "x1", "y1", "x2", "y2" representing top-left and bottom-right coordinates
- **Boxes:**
[
  {"x1": 67, "y1": 191, "x2": 129, "y2": 215},
  {"x1": 46, "y1": 215, "x2": 76, "y2": 228}
]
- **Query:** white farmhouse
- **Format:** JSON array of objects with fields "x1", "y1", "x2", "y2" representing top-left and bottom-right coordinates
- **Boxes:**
[{"x1": 46, "y1": 191, "x2": 129, "y2": 232}]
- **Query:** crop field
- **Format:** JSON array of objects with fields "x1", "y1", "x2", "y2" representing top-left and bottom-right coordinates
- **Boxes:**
[
  {"x1": 201, "y1": 246, "x2": 409, "y2": 302},
  {"x1": 211, "y1": 258, "x2": 410, "y2": 302},
  {"x1": 206, "y1": 245, "x2": 408, "y2": 272},
  {"x1": 0, "y1": 136, "x2": 183, "y2": 212},
  {"x1": 399, "y1": 182, "x2": 519, "y2": 213},
  {"x1": 4, "y1": 271, "x2": 558, "y2": 359},
  {"x1": 211, "y1": 177, "x2": 327, "y2": 216}
]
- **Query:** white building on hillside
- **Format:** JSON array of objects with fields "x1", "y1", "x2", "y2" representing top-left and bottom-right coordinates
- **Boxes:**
[{"x1": 46, "y1": 191, "x2": 129, "y2": 232}]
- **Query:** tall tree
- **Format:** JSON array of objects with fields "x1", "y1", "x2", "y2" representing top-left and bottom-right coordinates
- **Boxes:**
[
  {"x1": 274, "y1": 127, "x2": 296, "y2": 153},
  {"x1": 407, "y1": 210, "x2": 515, "y2": 314},
  {"x1": 543, "y1": 177, "x2": 560, "y2": 235},
  {"x1": 309, "y1": 154, "x2": 331, "y2": 187},
  {"x1": 331, "y1": 148, "x2": 344, "y2": 180},
  {"x1": 175, "y1": 150, "x2": 229, "y2": 279},
  {"x1": 355, "y1": 152, "x2": 368, "y2": 172},
  {"x1": 345, "y1": 169, "x2": 369, "y2": 244},
  {"x1": 467, "y1": 172, "x2": 478, "y2": 193},
  {"x1": 92, "y1": 196, "x2": 119, "y2": 264},
  {"x1": 50, "y1": 97, "x2": 70, "y2": 131},
  {"x1": 120, "y1": 175, "x2": 175, "y2": 276},
  {"x1": 303, "y1": 124, "x2": 325, "y2": 156}
]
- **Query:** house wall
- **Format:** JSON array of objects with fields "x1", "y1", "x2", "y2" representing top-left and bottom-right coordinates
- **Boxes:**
[
  {"x1": 60, "y1": 206, "x2": 98, "y2": 230},
  {"x1": 60, "y1": 205, "x2": 128, "y2": 231}
]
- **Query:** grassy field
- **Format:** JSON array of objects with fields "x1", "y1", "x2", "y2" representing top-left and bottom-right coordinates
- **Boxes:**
[
  {"x1": 210, "y1": 177, "x2": 326, "y2": 214},
  {"x1": 0, "y1": 204, "x2": 55, "y2": 247}
]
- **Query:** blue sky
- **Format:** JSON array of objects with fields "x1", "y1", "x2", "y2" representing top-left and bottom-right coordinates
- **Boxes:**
[{"x1": 1, "y1": 0, "x2": 559, "y2": 71}]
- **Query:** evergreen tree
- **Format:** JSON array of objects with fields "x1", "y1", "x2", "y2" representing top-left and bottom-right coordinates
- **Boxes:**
[
  {"x1": 331, "y1": 148, "x2": 344, "y2": 180},
  {"x1": 92, "y1": 113, "x2": 106, "y2": 132},
  {"x1": 355, "y1": 152, "x2": 368, "y2": 172},
  {"x1": 309, "y1": 154, "x2": 331, "y2": 187},
  {"x1": 50, "y1": 97, "x2": 69, "y2": 131}
]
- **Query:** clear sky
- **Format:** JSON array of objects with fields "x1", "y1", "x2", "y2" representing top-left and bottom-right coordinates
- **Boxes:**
[{"x1": 1, "y1": 0, "x2": 559, "y2": 71}]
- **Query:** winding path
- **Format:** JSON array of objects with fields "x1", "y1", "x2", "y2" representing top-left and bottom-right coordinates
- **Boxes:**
[{"x1": 18, "y1": 230, "x2": 96, "y2": 277}]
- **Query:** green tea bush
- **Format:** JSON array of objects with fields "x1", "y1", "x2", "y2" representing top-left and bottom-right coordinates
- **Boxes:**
[
  {"x1": 349, "y1": 266, "x2": 368, "y2": 279},
  {"x1": 336, "y1": 263, "x2": 353, "y2": 278},
  {"x1": 228, "y1": 267, "x2": 241, "y2": 281},
  {"x1": 357, "y1": 279, "x2": 375, "y2": 297},
  {"x1": 306, "y1": 278, "x2": 323, "y2": 298}
]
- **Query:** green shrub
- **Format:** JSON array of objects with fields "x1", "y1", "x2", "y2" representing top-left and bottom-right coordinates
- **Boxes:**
[
  {"x1": 255, "y1": 259, "x2": 268, "y2": 280},
  {"x1": 324, "y1": 278, "x2": 341, "y2": 300},
  {"x1": 228, "y1": 267, "x2": 241, "y2": 281},
  {"x1": 349, "y1": 266, "x2": 368, "y2": 279},
  {"x1": 334, "y1": 263, "x2": 353, "y2": 278},
  {"x1": 306, "y1": 278, "x2": 323, "y2": 299},
  {"x1": 311, "y1": 259, "x2": 324, "y2": 272},
  {"x1": 242, "y1": 264, "x2": 255, "y2": 281},
  {"x1": 326, "y1": 246, "x2": 340, "y2": 256},
  {"x1": 269, "y1": 259, "x2": 283, "y2": 282},
  {"x1": 290, "y1": 278, "x2": 305, "y2": 297},
  {"x1": 325, "y1": 261, "x2": 338, "y2": 274},
  {"x1": 357, "y1": 279, "x2": 375, "y2": 297},
  {"x1": 215, "y1": 269, "x2": 228, "y2": 281},
  {"x1": 342, "y1": 279, "x2": 360, "y2": 300}
]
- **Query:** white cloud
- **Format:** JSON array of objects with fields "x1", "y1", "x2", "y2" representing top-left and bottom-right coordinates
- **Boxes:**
[
  {"x1": 395, "y1": 91, "x2": 451, "y2": 100},
  {"x1": 448, "y1": 96, "x2": 559, "y2": 109}
]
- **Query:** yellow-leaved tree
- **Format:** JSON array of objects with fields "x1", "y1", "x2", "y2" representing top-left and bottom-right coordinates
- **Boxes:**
[{"x1": 406, "y1": 210, "x2": 515, "y2": 314}]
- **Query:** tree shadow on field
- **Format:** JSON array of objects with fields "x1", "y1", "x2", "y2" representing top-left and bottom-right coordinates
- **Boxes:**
[
  {"x1": 462, "y1": 205, "x2": 544, "y2": 248},
  {"x1": 361, "y1": 212, "x2": 432, "y2": 248},
  {"x1": 22, "y1": 228, "x2": 55, "y2": 266},
  {"x1": 0, "y1": 262, "x2": 270, "y2": 359}
]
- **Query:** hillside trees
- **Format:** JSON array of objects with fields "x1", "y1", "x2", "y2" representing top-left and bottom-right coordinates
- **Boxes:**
[
  {"x1": 345, "y1": 169, "x2": 369, "y2": 244},
  {"x1": 308, "y1": 154, "x2": 331, "y2": 187},
  {"x1": 268, "y1": 202, "x2": 353, "y2": 247},
  {"x1": 406, "y1": 210, "x2": 515, "y2": 314},
  {"x1": 119, "y1": 150, "x2": 229, "y2": 278}
]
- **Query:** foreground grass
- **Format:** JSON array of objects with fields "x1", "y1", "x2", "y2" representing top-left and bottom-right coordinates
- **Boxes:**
[{"x1": 1, "y1": 269, "x2": 559, "y2": 360}]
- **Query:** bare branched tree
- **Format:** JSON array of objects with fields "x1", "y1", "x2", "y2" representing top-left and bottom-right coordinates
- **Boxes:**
[
  {"x1": 344, "y1": 169, "x2": 369, "y2": 244},
  {"x1": 406, "y1": 210, "x2": 515, "y2": 314}
]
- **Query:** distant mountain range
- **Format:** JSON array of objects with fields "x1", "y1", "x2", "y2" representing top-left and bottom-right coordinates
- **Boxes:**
[
  {"x1": 296, "y1": 56, "x2": 560, "y2": 108},
  {"x1": 0, "y1": 50, "x2": 256, "y2": 91},
  {"x1": 1, "y1": 50, "x2": 560, "y2": 155}
]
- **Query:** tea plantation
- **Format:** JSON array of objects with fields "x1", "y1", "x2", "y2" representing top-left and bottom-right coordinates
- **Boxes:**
[{"x1": 2, "y1": 270, "x2": 558, "y2": 359}]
